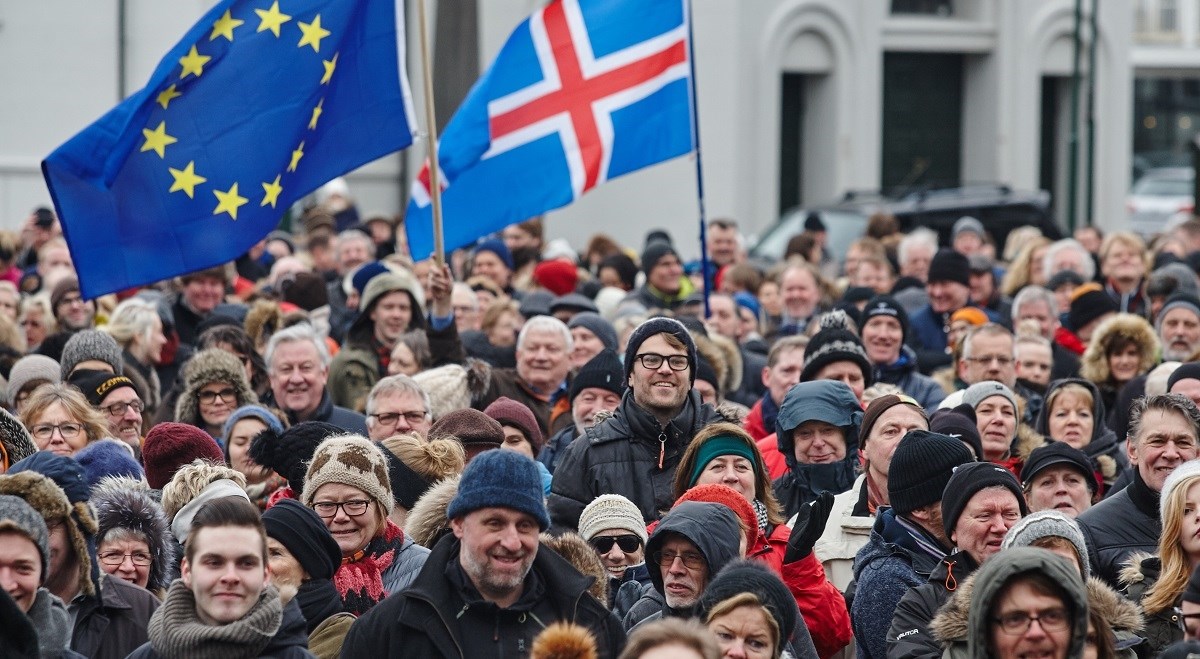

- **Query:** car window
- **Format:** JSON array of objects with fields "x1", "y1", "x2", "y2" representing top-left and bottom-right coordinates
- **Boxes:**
[{"x1": 1132, "y1": 178, "x2": 1192, "y2": 196}]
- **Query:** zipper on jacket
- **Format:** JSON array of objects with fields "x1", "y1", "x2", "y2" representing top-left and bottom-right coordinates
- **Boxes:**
[
  {"x1": 408, "y1": 592, "x2": 467, "y2": 658},
  {"x1": 657, "y1": 430, "x2": 667, "y2": 469}
]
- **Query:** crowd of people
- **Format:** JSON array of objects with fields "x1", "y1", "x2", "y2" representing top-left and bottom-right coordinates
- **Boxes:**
[{"x1": 10, "y1": 188, "x2": 1200, "y2": 658}]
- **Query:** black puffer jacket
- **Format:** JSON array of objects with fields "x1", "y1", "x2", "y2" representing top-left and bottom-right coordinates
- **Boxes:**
[
  {"x1": 1077, "y1": 469, "x2": 1161, "y2": 588},
  {"x1": 886, "y1": 551, "x2": 980, "y2": 659},
  {"x1": 1034, "y1": 378, "x2": 1129, "y2": 490},
  {"x1": 71, "y1": 574, "x2": 160, "y2": 659},
  {"x1": 548, "y1": 389, "x2": 727, "y2": 531}
]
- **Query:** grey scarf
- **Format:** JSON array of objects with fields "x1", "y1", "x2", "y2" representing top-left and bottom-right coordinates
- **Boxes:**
[
  {"x1": 147, "y1": 580, "x2": 282, "y2": 659},
  {"x1": 25, "y1": 588, "x2": 72, "y2": 658}
]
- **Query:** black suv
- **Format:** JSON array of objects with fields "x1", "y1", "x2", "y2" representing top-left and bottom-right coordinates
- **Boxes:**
[{"x1": 750, "y1": 183, "x2": 1062, "y2": 265}]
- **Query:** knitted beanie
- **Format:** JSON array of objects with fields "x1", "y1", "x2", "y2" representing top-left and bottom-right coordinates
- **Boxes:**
[
  {"x1": 67, "y1": 369, "x2": 137, "y2": 407},
  {"x1": 888, "y1": 430, "x2": 974, "y2": 516},
  {"x1": 928, "y1": 409, "x2": 985, "y2": 462},
  {"x1": 412, "y1": 363, "x2": 472, "y2": 420},
  {"x1": 1067, "y1": 283, "x2": 1118, "y2": 332},
  {"x1": 6, "y1": 354, "x2": 60, "y2": 403},
  {"x1": 475, "y1": 238, "x2": 515, "y2": 270},
  {"x1": 378, "y1": 444, "x2": 434, "y2": 510},
  {"x1": 262, "y1": 498, "x2": 342, "y2": 581},
  {"x1": 698, "y1": 560, "x2": 800, "y2": 646},
  {"x1": 1000, "y1": 510, "x2": 1090, "y2": 580},
  {"x1": 941, "y1": 461, "x2": 1029, "y2": 538},
  {"x1": 483, "y1": 397, "x2": 546, "y2": 454},
  {"x1": 962, "y1": 380, "x2": 1018, "y2": 413},
  {"x1": 301, "y1": 434, "x2": 394, "y2": 516},
  {"x1": 578, "y1": 494, "x2": 648, "y2": 544},
  {"x1": 1168, "y1": 362, "x2": 1200, "y2": 392},
  {"x1": 533, "y1": 260, "x2": 578, "y2": 296},
  {"x1": 50, "y1": 276, "x2": 81, "y2": 313},
  {"x1": 640, "y1": 242, "x2": 677, "y2": 277},
  {"x1": 859, "y1": 394, "x2": 925, "y2": 447},
  {"x1": 569, "y1": 349, "x2": 625, "y2": 402},
  {"x1": 0, "y1": 407, "x2": 37, "y2": 471},
  {"x1": 248, "y1": 421, "x2": 343, "y2": 493},
  {"x1": 1161, "y1": 459, "x2": 1200, "y2": 515},
  {"x1": 551, "y1": 293, "x2": 599, "y2": 316},
  {"x1": 1020, "y1": 442, "x2": 1097, "y2": 492},
  {"x1": 73, "y1": 439, "x2": 145, "y2": 490},
  {"x1": 953, "y1": 216, "x2": 985, "y2": 240},
  {"x1": 695, "y1": 357, "x2": 719, "y2": 396},
  {"x1": 928, "y1": 249, "x2": 970, "y2": 287},
  {"x1": 60, "y1": 329, "x2": 124, "y2": 378},
  {"x1": 623, "y1": 317, "x2": 698, "y2": 385},
  {"x1": 1157, "y1": 292, "x2": 1200, "y2": 330},
  {"x1": 0, "y1": 494, "x2": 50, "y2": 581},
  {"x1": 350, "y1": 261, "x2": 390, "y2": 296},
  {"x1": 804, "y1": 211, "x2": 827, "y2": 233},
  {"x1": 862, "y1": 295, "x2": 910, "y2": 339},
  {"x1": 428, "y1": 408, "x2": 505, "y2": 449},
  {"x1": 141, "y1": 422, "x2": 224, "y2": 489},
  {"x1": 675, "y1": 483, "x2": 758, "y2": 549},
  {"x1": 950, "y1": 307, "x2": 989, "y2": 327},
  {"x1": 568, "y1": 312, "x2": 618, "y2": 352},
  {"x1": 222, "y1": 405, "x2": 285, "y2": 441},
  {"x1": 800, "y1": 310, "x2": 873, "y2": 387},
  {"x1": 446, "y1": 449, "x2": 549, "y2": 530},
  {"x1": 280, "y1": 271, "x2": 329, "y2": 312}
]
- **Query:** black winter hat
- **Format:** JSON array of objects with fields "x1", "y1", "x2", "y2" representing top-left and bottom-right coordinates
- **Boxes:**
[
  {"x1": 641, "y1": 241, "x2": 678, "y2": 277},
  {"x1": 929, "y1": 409, "x2": 985, "y2": 461},
  {"x1": 379, "y1": 444, "x2": 434, "y2": 510},
  {"x1": 570, "y1": 349, "x2": 626, "y2": 402},
  {"x1": 262, "y1": 498, "x2": 342, "y2": 581},
  {"x1": 927, "y1": 249, "x2": 971, "y2": 287},
  {"x1": 803, "y1": 211, "x2": 826, "y2": 233},
  {"x1": 1020, "y1": 442, "x2": 1097, "y2": 493},
  {"x1": 1169, "y1": 361, "x2": 1200, "y2": 392},
  {"x1": 1067, "y1": 283, "x2": 1118, "y2": 332},
  {"x1": 67, "y1": 369, "x2": 137, "y2": 407},
  {"x1": 248, "y1": 421, "x2": 344, "y2": 493},
  {"x1": 799, "y1": 310, "x2": 873, "y2": 387},
  {"x1": 862, "y1": 295, "x2": 910, "y2": 339},
  {"x1": 624, "y1": 317, "x2": 698, "y2": 385},
  {"x1": 695, "y1": 357, "x2": 719, "y2": 396},
  {"x1": 698, "y1": 559, "x2": 800, "y2": 645},
  {"x1": 941, "y1": 461, "x2": 1029, "y2": 538},
  {"x1": 888, "y1": 430, "x2": 974, "y2": 516}
]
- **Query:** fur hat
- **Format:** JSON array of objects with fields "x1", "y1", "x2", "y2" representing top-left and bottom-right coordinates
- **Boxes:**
[
  {"x1": 0, "y1": 406, "x2": 37, "y2": 471},
  {"x1": 6, "y1": 354, "x2": 60, "y2": 404},
  {"x1": 0, "y1": 493, "x2": 50, "y2": 582},
  {"x1": 141, "y1": 422, "x2": 224, "y2": 489},
  {"x1": 301, "y1": 435, "x2": 394, "y2": 517},
  {"x1": 1080, "y1": 313, "x2": 1159, "y2": 385},
  {"x1": 483, "y1": 397, "x2": 546, "y2": 454},
  {"x1": 1000, "y1": 510, "x2": 1090, "y2": 580},
  {"x1": 73, "y1": 438, "x2": 145, "y2": 490},
  {"x1": 800, "y1": 310, "x2": 873, "y2": 387},
  {"x1": 0, "y1": 471, "x2": 97, "y2": 597},
  {"x1": 249, "y1": 421, "x2": 343, "y2": 493},
  {"x1": 60, "y1": 330, "x2": 124, "y2": 378},
  {"x1": 173, "y1": 349, "x2": 257, "y2": 429},
  {"x1": 578, "y1": 494, "x2": 648, "y2": 545},
  {"x1": 624, "y1": 317, "x2": 698, "y2": 385},
  {"x1": 90, "y1": 477, "x2": 176, "y2": 592},
  {"x1": 413, "y1": 359, "x2": 490, "y2": 421},
  {"x1": 446, "y1": 450, "x2": 548, "y2": 530}
]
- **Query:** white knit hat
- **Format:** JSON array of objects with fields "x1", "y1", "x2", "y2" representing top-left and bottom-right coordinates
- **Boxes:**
[
  {"x1": 412, "y1": 364, "x2": 470, "y2": 421},
  {"x1": 1160, "y1": 458, "x2": 1200, "y2": 517},
  {"x1": 578, "y1": 494, "x2": 648, "y2": 545}
]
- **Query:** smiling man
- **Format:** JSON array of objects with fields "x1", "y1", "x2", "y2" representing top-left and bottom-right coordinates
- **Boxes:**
[
  {"x1": 266, "y1": 324, "x2": 366, "y2": 434},
  {"x1": 69, "y1": 370, "x2": 145, "y2": 450},
  {"x1": 343, "y1": 450, "x2": 626, "y2": 656},
  {"x1": 861, "y1": 295, "x2": 945, "y2": 409}
]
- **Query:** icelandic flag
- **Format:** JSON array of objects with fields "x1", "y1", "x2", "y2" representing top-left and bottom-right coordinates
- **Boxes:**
[
  {"x1": 405, "y1": 0, "x2": 695, "y2": 260},
  {"x1": 43, "y1": 0, "x2": 417, "y2": 298}
]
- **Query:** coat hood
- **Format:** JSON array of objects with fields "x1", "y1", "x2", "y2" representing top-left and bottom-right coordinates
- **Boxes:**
[
  {"x1": 1079, "y1": 313, "x2": 1160, "y2": 385},
  {"x1": 404, "y1": 473, "x2": 459, "y2": 549},
  {"x1": 645, "y1": 501, "x2": 741, "y2": 599},
  {"x1": 346, "y1": 270, "x2": 427, "y2": 346},
  {"x1": 1034, "y1": 378, "x2": 1123, "y2": 481},
  {"x1": 776, "y1": 380, "x2": 862, "y2": 471},
  {"x1": 694, "y1": 332, "x2": 743, "y2": 400},
  {"x1": 91, "y1": 476, "x2": 177, "y2": 593},
  {"x1": 173, "y1": 348, "x2": 258, "y2": 430}
]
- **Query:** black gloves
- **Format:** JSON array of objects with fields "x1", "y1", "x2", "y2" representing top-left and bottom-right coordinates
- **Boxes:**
[{"x1": 784, "y1": 491, "x2": 835, "y2": 564}]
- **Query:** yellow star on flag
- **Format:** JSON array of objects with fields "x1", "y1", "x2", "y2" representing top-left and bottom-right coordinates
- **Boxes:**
[
  {"x1": 179, "y1": 46, "x2": 212, "y2": 79},
  {"x1": 140, "y1": 121, "x2": 177, "y2": 158},
  {"x1": 255, "y1": 1, "x2": 291, "y2": 38},
  {"x1": 213, "y1": 183, "x2": 249, "y2": 220},
  {"x1": 261, "y1": 175, "x2": 283, "y2": 208},
  {"x1": 210, "y1": 10, "x2": 244, "y2": 41},
  {"x1": 321, "y1": 53, "x2": 339, "y2": 84},
  {"x1": 156, "y1": 84, "x2": 182, "y2": 109},
  {"x1": 168, "y1": 161, "x2": 207, "y2": 198},
  {"x1": 288, "y1": 142, "x2": 306, "y2": 172},
  {"x1": 297, "y1": 16, "x2": 331, "y2": 52},
  {"x1": 308, "y1": 99, "x2": 324, "y2": 130}
]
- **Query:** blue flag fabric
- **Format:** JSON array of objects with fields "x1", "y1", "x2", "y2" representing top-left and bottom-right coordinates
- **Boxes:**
[
  {"x1": 43, "y1": 0, "x2": 416, "y2": 298},
  {"x1": 405, "y1": 0, "x2": 695, "y2": 260}
]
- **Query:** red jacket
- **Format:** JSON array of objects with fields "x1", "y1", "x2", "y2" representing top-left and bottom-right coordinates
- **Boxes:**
[
  {"x1": 744, "y1": 398, "x2": 770, "y2": 440},
  {"x1": 757, "y1": 434, "x2": 789, "y2": 480}
]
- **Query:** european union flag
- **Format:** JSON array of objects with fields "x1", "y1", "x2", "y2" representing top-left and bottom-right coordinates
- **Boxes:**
[{"x1": 43, "y1": 0, "x2": 416, "y2": 298}]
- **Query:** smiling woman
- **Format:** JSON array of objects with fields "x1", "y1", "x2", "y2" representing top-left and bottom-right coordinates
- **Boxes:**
[{"x1": 174, "y1": 348, "x2": 257, "y2": 440}]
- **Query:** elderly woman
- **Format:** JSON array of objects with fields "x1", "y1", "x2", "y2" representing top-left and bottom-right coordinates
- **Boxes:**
[
  {"x1": 302, "y1": 434, "x2": 430, "y2": 615},
  {"x1": 174, "y1": 348, "x2": 258, "y2": 442},
  {"x1": 699, "y1": 560, "x2": 808, "y2": 659},
  {"x1": 222, "y1": 404, "x2": 287, "y2": 508},
  {"x1": 962, "y1": 380, "x2": 1044, "y2": 477},
  {"x1": 91, "y1": 477, "x2": 175, "y2": 597},
  {"x1": 1033, "y1": 378, "x2": 1128, "y2": 491},
  {"x1": 19, "y1": 383, "x2": 107, "y2": 457},
  {"x1": 578, "y1": 494, "x2": 651, "y2": 614},
  {"x1": 1080, "y1": 313, "x2": 1159, "y2": 425},
  {"x1": 103, "y1": 297, "x2": 166, "y2": 419}
]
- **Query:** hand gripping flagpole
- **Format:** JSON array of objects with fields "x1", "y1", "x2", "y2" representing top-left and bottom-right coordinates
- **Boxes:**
[
  {"x1": 684, "y1": 0, "x2": 710, "y2": 318},
  {"x1": 416, "y1": 0, "x2": 445, "y2": 266}
]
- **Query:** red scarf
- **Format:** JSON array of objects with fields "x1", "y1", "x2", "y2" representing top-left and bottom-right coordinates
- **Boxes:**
[{"x1": 334, "y1": 520, "x2": 405, "y2": 615}]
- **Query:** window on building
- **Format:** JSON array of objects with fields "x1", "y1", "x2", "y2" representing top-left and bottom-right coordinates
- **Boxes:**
[
  {"x1": 1162, "y1": 0, "x2": 1178, "y2": 31},
  {"x1": 891, "y1": 0, "x2": 953, "y2": 15}
]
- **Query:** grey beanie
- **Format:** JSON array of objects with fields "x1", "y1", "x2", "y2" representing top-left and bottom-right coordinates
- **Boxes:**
[
  {"x1": 0, "y1": 494, "x2": 50, "y2": 582},
  {"x1": 60, "y1": 330, "x2": 124, "y2": 378},
  {"x1": 962, "y1": 380, "x2": 1018, "y2": 413},
  {"x1": 1000, "y1": 510, "x2": 1090, "y2": 580},
  {"x1": 7, "y1": 354, "x2": 61, "y2": 404},
  {"x1": 568, "y1": 312, "x2": 618, "y2": 352}
]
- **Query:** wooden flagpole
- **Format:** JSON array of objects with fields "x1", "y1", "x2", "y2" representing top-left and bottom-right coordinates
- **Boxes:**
[{"x1": 416, "y1": 0, "x2": 445, "y2": 266}]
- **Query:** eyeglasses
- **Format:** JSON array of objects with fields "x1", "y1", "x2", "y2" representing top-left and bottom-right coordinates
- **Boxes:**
[
  {"x1": 992, "y1": 607, "x2": 1069, "y2": 635},
  {"x1": 101, "y1": 399, "x2": 145, "y2": 417},
  {"x1": 197, "y1": 387, "x2": 236, "y2": 404},
  {"x1": 31, "y1": 423, "x2": 83, "y2": 440},
  {"x1": 653, "y1": 550, "x2": 706, "y2": 570},
  {"x1": 98, "y1": 550, "x2": 153, "y2": 567},
  {"x1": 635, "y1": 353, "x2": 690, "y2": 371},
  {"x1": 312, "y1": 499, "x2": 372, "y2": 519},
  {"x1": 589, "y1": 535, "x2": 643, "y2": 554},
  {"x1": 1175, "y1": 608, "x2": 1200, "y2": 633},
  {"x1": 368, "y1": 411, "x2": 428, "y2": 427},
  {"x1": 965, "y1": 355, "x2": 1013, "y2": 366}
]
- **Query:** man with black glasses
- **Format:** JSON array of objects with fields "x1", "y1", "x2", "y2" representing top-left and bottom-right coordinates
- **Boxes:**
[
  {"x1": 68, "y1": 370, "x2": 145, "y2": 451},
  {"x1": 549, "y1": 318, "x2": 730, "y2": 531}
]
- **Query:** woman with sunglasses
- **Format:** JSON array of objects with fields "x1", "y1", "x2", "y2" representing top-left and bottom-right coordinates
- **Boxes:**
[
  {"x1": 173, "y1": 348, "x2": 257, "y2": 442},
  {"x1": 578, "y1": 494, "x2": 652, "y2": 615}
]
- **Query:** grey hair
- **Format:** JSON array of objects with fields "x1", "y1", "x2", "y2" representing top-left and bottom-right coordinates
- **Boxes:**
[
  {"x1": 335, "y1": 229, "x2": 376, "y2": 258},
  {"x1": 451, "y1": 282, "x2": 478, "y2": 311},
  {"x1": 1128, "y1": 393, "x2": 1200, "y2": 444},
  {"x1": 516, "y1": 315, "x2": 573, "y2": 353},
  {"x1": 961, "y1": 323, "x2": 1014, "y2": 361},
  {"x1": 365, "y1": 374, "x2": 432, "y2": 418},
  {"x1": 898, "y1": 228, "x2": 938, "y2": 266},
  {"x1": 1042, "y1": 239, "x2": 1095, "y2": 282},
  {"x1": 264, "y1": 322, "x2": 330, "y2": 368},
  {"x1": 1012, "y1": 286, "x2": 1059, "y2": 322}
]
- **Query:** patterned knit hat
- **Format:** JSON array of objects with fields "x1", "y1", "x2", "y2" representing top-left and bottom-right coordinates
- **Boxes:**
[
  {"x1": 141, "y1": 422, "x2": 224, "y2": 489},
  {"x1": 888, "y1": 430, "x2": 974, "y2": 516},
  {"x1": 578, "y1": 494, "x2": 647, "y2": 544},
  {"x1": 249, "y1": 421, "x2": 343, "y2": 493},
  {"x1": 0, "y1": 494, "x2": 50, "y2": 582},
  {"x1": 6, "y1": 354, "x2": 60, "y2": 404},
  {"x1": 0, "y1": 407, "x2": 37, "y2": 472},
  {"x1": 624, "y1": 317, "x2": 698, "y2": 385},
  {"x1": 301, "y1": 435, "x2": 394, "y2": 517},
  {"x1": 483, "y1": 397, "x2": 546, "y2": 453},
  {"x1": 800, "y1": 310, "x2": 873, "y2": 387},
  {"x1": 60, "y1": 329, "x2": 124, "y2": 378},
  {"x1": 446, "y1": 449, "x2": 548, "y2": 530}
]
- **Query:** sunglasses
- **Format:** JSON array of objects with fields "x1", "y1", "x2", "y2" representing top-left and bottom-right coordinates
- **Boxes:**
[{"x1": 589, "y1": 534, "x2": 642, "y2": 554}]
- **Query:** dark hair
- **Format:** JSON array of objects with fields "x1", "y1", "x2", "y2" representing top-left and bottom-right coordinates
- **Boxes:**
[
  {"x1": 988, "y1": 570, "x2": 1074, "y2": 636},
  {"x1": 1129, "y1": 393, "x2": 1200, "y2": 445},
  {"x1": 184, "y1": 496, "x2": 267, "y2": 565},
  {"x1": 198, "y1": 325, "x2": 270, "y2": 396}
]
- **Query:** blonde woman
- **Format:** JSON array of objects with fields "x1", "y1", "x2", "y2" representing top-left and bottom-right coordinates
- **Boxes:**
[{"x1": 20, "y1": 383, "x2": 107, "y2": 457}]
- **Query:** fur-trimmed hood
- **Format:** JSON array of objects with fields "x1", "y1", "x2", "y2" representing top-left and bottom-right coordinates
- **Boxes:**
[
  {"x1": 404, "y1": 473, "x2": 459, "y2": 549},
  {"x1": 1080, "y1": 313, "x2": 1160, "y2": 385},
  {"x1": 693, "y1": 332, "x2": 743, "y2": 401},
  {"x1": 174, "y1": 348, "x2": 258, "y2": 430},
  {"x1": 0, "y1": 406, "x2": 36, "y2": 471},
  {"x1": 91, "y1": 475, "x2": 177, "y2": 593},
  {"x1": 539, "y1": 532, "x2": 607, "y2": 605},
  {"x1": 0, "y1": 471, "x2": 97, "y2": 598},
  {"x1": 1013, "y1": 423, "x2": 1047, "y2": 462}
]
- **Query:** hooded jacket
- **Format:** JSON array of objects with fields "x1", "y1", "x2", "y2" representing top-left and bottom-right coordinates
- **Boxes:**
[
  {"x1": 1033, "y1": 378, "x2": 1129, "y2": 489},
  {"x1": 887, "y1": 550, "x2": 979, "y2": 659},
  {"x1": 1079, "y1": 313, "x2": 1160, "y2": 421},
  {"x1": 173, "y1": 348, "x2": 257, "y2": 435},
  {"x1": 71, "y1": 573, "x2": 161, "y2": 659},
  {"x1": 771, "y1": 381, "x2": 862, "y2": 521},
  {"x1": 1120, "y1": 554, "x2": 1180, "y2": 656},
  {"x1": 872, "y1": 345, "x2": 947, "y2": 410},
  {"x1": 547, "y1": 389, "x2": 729, "y2": 531},
  {"x1": 90, "y1": 477, "x2": 176, "y2": 595}
]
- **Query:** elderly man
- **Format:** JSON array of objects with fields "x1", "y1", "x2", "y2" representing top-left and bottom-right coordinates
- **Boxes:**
[
  {"x1": 909, "y1": 249, "x2": 998, "y2": 374},
  {"x1": 1043, "y1": 238, "x2": 1096, "y2": 283},
  {"x1": 265, "y1": 323, "x2": 367, "y2": 434},
  {"x1": 549, "y1": 318, "x2": 727, "y2": 529},
  {"x1": 538, "y1": 349, "x2": 624, "y2": 474},
  {"x1": 450, "y1": 282, "x2": 481, "y2": 333},
  {"x1": 959, "y1": 323, "x2": 1044, "y2": 424},
  {"x1": 1011, "y1": 286, "x2": 1081, "y2": 380},
  {"x1": 343, "y1": 450, "x2": 625, "y2": 655},
  {"x1": 477, "y1": 315, "x2": 575, "y2": 437},
  {"x1": 775, "y1": 262, "x2": 823, "y2": 337},
  {"x1": 1079, "y1": 393, "x2": 1200, "y2": 586},
  {"x1": 68, "y1": 370, "x2": 145, "y2": 450},
  {"x1": 707, "y1": 218, "x2": 742, "y2": 268},
  {"x1": 365, "y1": 374, "x2": 432, "y2": 441},
  {"x1": 326, "y1": 230, "x2": 377, "y2": 340}
]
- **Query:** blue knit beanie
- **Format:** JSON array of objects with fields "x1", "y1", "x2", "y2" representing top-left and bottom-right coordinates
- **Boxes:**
[
  {"x1": 475, "y1": 239, "x2": 515, "y2": 270},
  {"x1": 446, "y1": 450, "x2": 549, "y2": 530},
  {"x1": 73, "y1": 439, "x2": 145, "y2": 490},
  {"x1": 623, "y1": 317, "x2": 698, "y2": 385}
]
